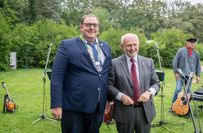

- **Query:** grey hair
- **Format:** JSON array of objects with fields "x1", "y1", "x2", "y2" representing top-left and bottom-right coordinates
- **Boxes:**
[{"x1": 121, "y1": 33, "x2": 139, "y2": 45}]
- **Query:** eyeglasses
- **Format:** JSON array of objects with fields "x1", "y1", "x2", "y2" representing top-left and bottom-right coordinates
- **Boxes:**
[
  {"x1": 82, "y1": 23, "x2": 99, "y2": 28},
  {"x1": 125, "y1": 44, "x2": 138, "y2": 48}
]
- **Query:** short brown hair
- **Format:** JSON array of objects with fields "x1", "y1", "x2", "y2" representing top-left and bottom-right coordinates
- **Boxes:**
[{"x1": 80, "y1": 14, "x2": 99, "y2": 24}]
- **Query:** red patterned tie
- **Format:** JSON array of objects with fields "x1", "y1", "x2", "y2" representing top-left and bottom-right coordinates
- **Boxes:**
[{"x1": 130, "y1": 58, "x2": 140, "y2": 103}]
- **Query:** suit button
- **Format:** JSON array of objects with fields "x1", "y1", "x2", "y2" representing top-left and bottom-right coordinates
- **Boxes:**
[{"x1": 99, "y1": 74, "x2": 101, "y2": 77}]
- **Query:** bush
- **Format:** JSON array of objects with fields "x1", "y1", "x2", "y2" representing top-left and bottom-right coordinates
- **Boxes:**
[
  {"x1": 1, "y1": 17, "x2": 202, "y2": 71},
  {"x1": 100, "y1": 28, "x2": 125, "y2": 58},
  {"x1": 0, "y1": 12, "x2": 11, "y2": 71},
  {"x1": 195, "y1": 43, "x2": 203, "y2": 61},
  {"x1": 100, "y1": 28, "x2": 147, "y2": 58},
  {"x1": 151, "y1": 28, "x2": 192, "y2": 68},
  {"x1": 10, "y1": 19, "x2": 79, "y2": 68}
]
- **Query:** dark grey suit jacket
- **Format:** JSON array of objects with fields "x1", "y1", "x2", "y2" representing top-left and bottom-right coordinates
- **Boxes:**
[{"x1": 108, "y1": 54, "x2": 160, "y2": 123}]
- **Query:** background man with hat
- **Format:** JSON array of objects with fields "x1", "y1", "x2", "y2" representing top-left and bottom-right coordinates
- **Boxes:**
[{"x1": 171, "y1": 37, "x2": 201, "y2": 108}]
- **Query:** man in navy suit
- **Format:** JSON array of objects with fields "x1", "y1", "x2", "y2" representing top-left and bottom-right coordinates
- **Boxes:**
[{"x1": 51, "y1": 14, "x2": 112, "y2": 133}]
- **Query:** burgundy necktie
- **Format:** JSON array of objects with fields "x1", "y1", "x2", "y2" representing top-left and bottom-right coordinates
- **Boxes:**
[{"x1": 130, "y1": 58, "x2": 140, "y2": 103}]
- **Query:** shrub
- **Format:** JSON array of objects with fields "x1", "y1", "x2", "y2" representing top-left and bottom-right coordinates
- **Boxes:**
[
  {"x1": 0, "y1": 12, "x2": 11, "y2": 71},
  {"x1": 10, "y1": 19, "x2": 79, "y2": 68}
]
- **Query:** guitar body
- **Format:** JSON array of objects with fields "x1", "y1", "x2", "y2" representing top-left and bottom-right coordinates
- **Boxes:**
[
  {"x1": 5, "y1": 95, "x2": 17, "y2": 112},
  {"x1": 172, "y1": 92, "x2": 190, "y2": 116},
  {"x1": 2, "y1": 82, "x2": 17, "y2": 113}
]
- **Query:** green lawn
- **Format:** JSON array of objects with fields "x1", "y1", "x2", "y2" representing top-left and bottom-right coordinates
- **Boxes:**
[{"x1": 0, "y1": 68, "x2": 203, "y2": 133}]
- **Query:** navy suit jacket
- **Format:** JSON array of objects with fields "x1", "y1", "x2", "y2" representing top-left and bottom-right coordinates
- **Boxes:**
[{"x1": 51, "y1": 37, "x2": 111, "y2": 113}]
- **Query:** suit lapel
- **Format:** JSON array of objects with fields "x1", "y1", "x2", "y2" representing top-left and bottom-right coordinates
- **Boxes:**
[
  {"x1": 98, "y1": 41, "x2": 111, "y2": 71},
  {"x1": 120, "y1": 55, "x2": 133, "y2": 86},
  {"x1": 99, "y1": 41, "x2": 109, "y2": 57},
  {"x1": 77, "y1": 37, "x2": 97, "y2": 71},
  {"x1": 138, "y1": 56, "x2": 145, "y2": 93}
]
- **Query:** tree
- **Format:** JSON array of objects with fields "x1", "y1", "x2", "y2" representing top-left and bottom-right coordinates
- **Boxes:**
[
  {"x1": 0, "y1": 0, "x2": 21, "y2": 25},
  {"x1": 0, "y1": 12, "x2": 11, "y2": 70},
  {"x1": 34, "y1": 0, "x2": 62, "y2": 21},
  {"x1": 151, "y1": 28, "x2": 191, "y2": 68}
]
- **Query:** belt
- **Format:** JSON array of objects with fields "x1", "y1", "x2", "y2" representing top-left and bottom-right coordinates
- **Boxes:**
[{"x1": 133, "y1": 103, "x2": 143, "y2": 108}]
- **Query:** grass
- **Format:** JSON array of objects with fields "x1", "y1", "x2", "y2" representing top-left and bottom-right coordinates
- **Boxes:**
[{"x1": 0, "y1": 68, "x2": 203, "y2": 133}]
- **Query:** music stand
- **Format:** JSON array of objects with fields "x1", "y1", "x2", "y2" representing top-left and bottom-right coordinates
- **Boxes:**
[
  {"x1": 152, "y1": 43, "x2": 172, "y2": 132},
  {"x1": 152, "y1": 71, "x2": 172, "y2": 131},
  {"x1": 32, "y1": 43, "x2": 57, "y2": 124},
  {"x1": 47, "y1": 69, "x2": 52, "y2": 80}
]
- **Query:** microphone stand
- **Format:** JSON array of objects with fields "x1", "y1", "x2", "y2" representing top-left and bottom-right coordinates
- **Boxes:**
[
  {"x1": 32, "y1": 42, "x2": 57, "y2": 124},
  {"x1": 152, "y1": 43, "x2": 172, "y2": 132}
]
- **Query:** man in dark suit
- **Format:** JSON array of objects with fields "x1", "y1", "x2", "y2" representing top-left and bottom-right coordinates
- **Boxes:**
[
  {"x1": 50, "y1": 14, "x2": 112, "y2": 133},
  {"x1": 108, "y1": 33, "x2": 160, "y2": 133}
]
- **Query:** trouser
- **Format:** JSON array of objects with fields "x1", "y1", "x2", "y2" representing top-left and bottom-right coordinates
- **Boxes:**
[
  {"x1": 116, "y1": 106, "x2": 151, "y2": 133},
  {"x1": 61, "y1": 109, "x2": 103, "y2": 133}
]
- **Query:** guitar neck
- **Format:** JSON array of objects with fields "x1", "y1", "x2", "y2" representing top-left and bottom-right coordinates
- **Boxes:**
[{"x1": 2, "y1": 83, "x2": 12, "y2": 100}]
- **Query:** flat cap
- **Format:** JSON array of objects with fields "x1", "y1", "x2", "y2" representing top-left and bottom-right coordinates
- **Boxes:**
[{"x1": 186, "y1": 38, "x2": 197, "y2": 43}]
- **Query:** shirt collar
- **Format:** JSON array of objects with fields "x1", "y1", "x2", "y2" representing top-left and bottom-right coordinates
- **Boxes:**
[
  {"x1": 80, "y1": 34, "x2": 99, "y2": 45},
  {"x1": 125, "y1": 54, "x2": 138, "y2": 62}
]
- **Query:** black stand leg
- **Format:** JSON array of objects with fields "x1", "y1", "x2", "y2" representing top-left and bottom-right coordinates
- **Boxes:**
[{"x1": 192, "y1": 99, "x2": 202, "y2": 133}]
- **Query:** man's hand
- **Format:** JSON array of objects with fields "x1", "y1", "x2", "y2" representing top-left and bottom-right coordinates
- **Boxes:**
[
  {"x1": 175, "y1": 73, "x2": 180, "y2": 80},
  {"x1": 105, "y1": 102, "x2": 113, "y2": 114},
  {"x1": 121, "y1": 94, "x2": 134, "y2": 105},
  {"x1": 137, "y1": 90, "x2": 151, "y2": 103},
  {"x1": 51, "y1": 107, "x2": 62, "y2": 120},
  {"x1": 196, "y1": 76, "x2": 200, "y2": 83}
]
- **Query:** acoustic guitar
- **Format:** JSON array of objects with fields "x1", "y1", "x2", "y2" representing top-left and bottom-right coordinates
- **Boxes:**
[
  {"x1": 172, "y1": 92, "x2": 190, "y2": 116},
  {"x1": 2, "y1": 82, "x2": 17, "y2": 113}
]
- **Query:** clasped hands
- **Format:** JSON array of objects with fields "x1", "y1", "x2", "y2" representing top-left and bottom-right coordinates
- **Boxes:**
[{"x1": 121, "y1": 91, "x2": 151, "y2": 105}]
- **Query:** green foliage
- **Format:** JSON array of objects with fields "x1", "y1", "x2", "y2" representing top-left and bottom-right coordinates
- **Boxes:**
[
  {"x1": 34, "y1": 0, "x2": 62, "y2": 21},
  {"x1": 195, "y1": 43, "x2": 203, "y2": 60},
  {"x1": 0, "y1": 12, "x2": 11, "y2": 71},
  {"x1": 1, "y1": 0, "x2": 203, "y2": 71},
  {"x1": 100, "y1": 28, "x2": 147, "y2": 59},
  {"x1": 10, "y1": 19, "x2": 79, "y2": 68},
  {"x1": 92, "y1": 7, "x2": 112, "y2": 32},
  {"x1": 0, "y1": 0, "x2": 28, "y2": 25},
  {"x1": 100, "y1": 28, "x2": 125, "y2": 58},
  {"x1": 61, "y1": 8, "x2": 82, "y2": 26},
  {"x1": 151, "y1": 28, "x2": 193, "y2": 68}
]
